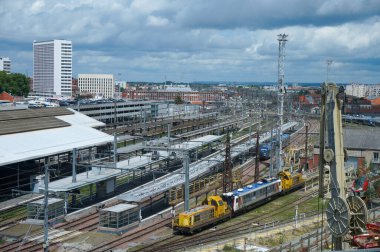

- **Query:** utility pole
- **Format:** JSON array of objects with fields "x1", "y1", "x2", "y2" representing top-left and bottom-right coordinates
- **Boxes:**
[
  {"x1": 72, "y1": 148, "x2": 77, "y2": 183},
  {"x1": 304, "y1": 123, "x2": 309, "y2": 171},
  {"x1": 77, "y1": 93, "x2": 80, "y2": 112},
  {"x1": 255, "y1": 128, "x2": 260, "y2": 182},
  {"x1": 223, "y1": 129, "x2": 233, "y2": 193},
  {"x1": 167, "y1": 123, "x2": 171, "y2": 144},
  {"x1": 183, "y1": 151, "x2": 190, "y2": 211},
  {"x1": 270, "y1": 126, "x2": 274, "y2": 177},
  {"x1": 276, "y1": 33, "x2": 288, "y2": 172},
  {"x1": 113, "y1": 102, "x2": 117, "y2": 165},
  {"x1": 43, "y1": 157, "x2": 49, "y2": 252}
]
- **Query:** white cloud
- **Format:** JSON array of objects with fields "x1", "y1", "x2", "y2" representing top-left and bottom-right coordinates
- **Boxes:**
[
  {"x1": 0, "y1": 0, "x2": 379, "y2": 83},
  {"x1": 30, "y1": 0, "x2": 45, "y2": 14},
  {"x1": 147, "y1": 16, "x2": 169, "y2": 27}
]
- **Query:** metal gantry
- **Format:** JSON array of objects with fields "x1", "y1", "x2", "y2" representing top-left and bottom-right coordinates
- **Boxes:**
[{"x1": 276, "y1": 33, "x2": 288, "y2": 173}]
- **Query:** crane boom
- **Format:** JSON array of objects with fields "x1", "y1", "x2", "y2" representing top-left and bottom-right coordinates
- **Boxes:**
[{"x1": 320, "y1": 82, "x2": 368, "y2": 250}]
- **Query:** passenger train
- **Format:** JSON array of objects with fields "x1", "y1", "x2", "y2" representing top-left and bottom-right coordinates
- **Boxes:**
[{"x1": 172, "y1": 171, "x2": 304, "y2": 234}]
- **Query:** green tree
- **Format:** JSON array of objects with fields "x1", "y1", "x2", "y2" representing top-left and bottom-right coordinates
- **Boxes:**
[
  {"x1": 0, "y1": 71, "x2": 30, "y2": 96},
  {"x1": 174, "y1": 95, "x2": 184, "y2": 104}
]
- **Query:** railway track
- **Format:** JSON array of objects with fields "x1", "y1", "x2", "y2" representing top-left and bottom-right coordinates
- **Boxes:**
[
  {"x1": 54, "y1": 213, "x2": 99, "y2": 231},
  {"x1": 0, "y1": 240, "x2": 43, "y2": 252},
  {"x1": 90, "y1": 218, "x2": 172, "y2": 252},
  {"x1": 134, "y1": 188, "x2": 320, "y2": 251},
  {"x1": 0, "y1": 205, "x2": 28, "y2": 231},
  {"x1": 0, "y1": 126, "x2": 300, "y2": 252}
]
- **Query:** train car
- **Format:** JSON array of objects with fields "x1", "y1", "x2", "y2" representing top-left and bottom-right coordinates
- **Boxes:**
[
  {"x1": 363, "y1": 118, "x2": 375, "y2": 127},
  {"x1": 259, "y1": 133, "x2": 290, "y2": 160},
  {"x1": 278, "y1": 171, "x2": 305, "y2": 193},
  {"x1": 173, "y1": 172, "x2": 305, "y2": 235},
  {"x1": 172, "y1": 195, "x2": 231, "y2": 234},
  {"x1": 259, "y1": 144, "x2": 271, "y2": 160},
  {"x1": 222, "y1": 177, "x2": 282, "y2": 213}
]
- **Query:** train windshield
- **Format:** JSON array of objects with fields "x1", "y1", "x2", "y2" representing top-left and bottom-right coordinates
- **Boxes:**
[{"x1": 221, "y1": 195, "x2": 233, "y2": 207}]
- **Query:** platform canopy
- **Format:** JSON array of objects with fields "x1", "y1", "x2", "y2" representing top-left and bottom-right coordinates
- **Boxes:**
[
  {"x1": 40, "y1": 153, "x2": 167, "y2": 192},
  {"x1": 117, "y1": 122, "x2": 297, "y2": 203},
  {"x1": 0, "y1": 108, "x2": 113, "y2": 166},
  {"x1": 101, "y1": 203, "x2": 137, "y2": 213}
]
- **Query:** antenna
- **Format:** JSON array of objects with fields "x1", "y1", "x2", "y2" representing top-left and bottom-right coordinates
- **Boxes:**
[
  {"x1": 276, "y1": 34, "x2": 288, "y2": 172},
  {"x1": 326, "y1": 59, "x2": 333, "y2": 82}
]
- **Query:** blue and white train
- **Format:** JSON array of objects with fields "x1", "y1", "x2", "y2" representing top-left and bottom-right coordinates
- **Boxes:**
[{"x1": 222, "y1": 177, "x2": 282, "y2": 213}]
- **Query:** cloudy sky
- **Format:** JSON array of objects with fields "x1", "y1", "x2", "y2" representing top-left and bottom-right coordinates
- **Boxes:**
[{"x1": 1, "y1": 0, "x2": 379, "y2": 83}]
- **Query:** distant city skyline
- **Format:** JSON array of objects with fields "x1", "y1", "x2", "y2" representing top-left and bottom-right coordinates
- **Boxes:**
[{"x1": 1, "y1": 0, "x2": 380, "y2": 84}]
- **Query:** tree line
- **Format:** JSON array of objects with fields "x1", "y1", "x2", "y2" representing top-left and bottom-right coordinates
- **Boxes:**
[{"x1": 0, "y1": 71, "x2": 30, "y2": 97}]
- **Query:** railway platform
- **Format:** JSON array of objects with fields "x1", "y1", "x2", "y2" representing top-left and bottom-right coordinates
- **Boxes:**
[{"x1": 0, "y1": 193, "x2": 43, "y2": 212}]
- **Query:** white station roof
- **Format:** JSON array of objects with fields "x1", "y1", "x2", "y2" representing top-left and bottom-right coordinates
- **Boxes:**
[
  {"x1": 43, "y1": 167, "x2": 122, "y2": 192},
  {"x1": 101, "y1": 203, "x2": 137, "y2": 213},
  {"x1": 56, "y1": 108, "x2": 105, "y2": 128},
  {"x1": 116, "y1": 155, "x2": 165, "y2": 170},
  {"x1": 41, "y1": 154, "x2": 167, "y2": 192},
  {"x1": 169, "y1": 135, "x2": 222, "y2": 150},
  {"x1": 0, "y1": 109, "x2": 113, "y2": 166},
  {"x1": 29, "y1": 198, "x2": 63, "y2": 206},
  {"x1": 40, "y1": 135, "x2": 222, "y2": 193}
]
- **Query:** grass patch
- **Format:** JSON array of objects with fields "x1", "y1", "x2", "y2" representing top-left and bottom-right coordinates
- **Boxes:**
[
  {"x1": 222, "y1": 244, "x2": 243, "y2": 252},
  {"x1": 0, "y1": 206, "x2": 27, "y2": 223},
  {"x1": 254, "y1": 222, "x2": 321, "y2": 247},
  {"x1": 116, "y1": 174, "x2": 132, "y2": 185},
  {"x1": 128, "y1": 244, "x2": 147, "y2": 252}
]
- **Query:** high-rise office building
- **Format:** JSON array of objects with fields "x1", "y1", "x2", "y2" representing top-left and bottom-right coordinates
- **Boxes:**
[
  {"x1": 0, "y1": 57, "x2": 11, "y2": 73},
  {"x1": 78, "y1": 74, "x2": 115, "y2": 99},
  {"x1": 33, "y1": 40, "x2": 72, "y2": 97}
]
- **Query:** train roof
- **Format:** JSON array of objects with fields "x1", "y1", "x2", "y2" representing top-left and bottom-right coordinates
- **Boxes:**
[
  {"x1": 180, "y1": 205, "x2": 214, "y2": 215},
  {"x1": 282, "y1": 133, "x2": 290, "y2": 138},
  {"x1": 225, "y1": 178, "x2": 281, "y2": 197},
  {"x1": 259, "y1": 144, "x2": 271, "y2": 150}
]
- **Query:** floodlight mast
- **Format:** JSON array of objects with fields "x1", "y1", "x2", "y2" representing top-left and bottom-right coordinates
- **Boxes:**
[{"x1": 276, "y1": 34, "x2": 288, "y2": 172}]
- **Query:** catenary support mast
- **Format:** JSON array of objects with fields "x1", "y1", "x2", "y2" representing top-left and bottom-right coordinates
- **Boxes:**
[{"x1": 276, "y1": 34, "x2": 288, "y2": 172}]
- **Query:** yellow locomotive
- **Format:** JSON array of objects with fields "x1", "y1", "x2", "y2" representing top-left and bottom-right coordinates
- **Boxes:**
[
  {"x1": 172, "y1": 195, "x2": 231, "y2": 234},
  {"x1": 278, "y1": 171, "x2": 305, "y2": 193},
  {"x1": 173, "y1": 173, "x2": 305, "y2": 235}
]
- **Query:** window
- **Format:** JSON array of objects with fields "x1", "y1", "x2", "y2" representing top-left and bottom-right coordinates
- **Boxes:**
[{"x1": 374, "y1": 152, "x2": 379, "y2": 160}]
